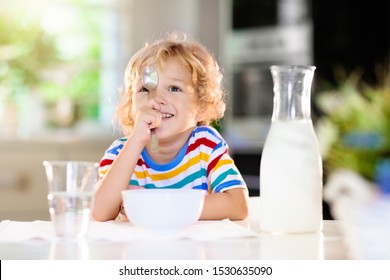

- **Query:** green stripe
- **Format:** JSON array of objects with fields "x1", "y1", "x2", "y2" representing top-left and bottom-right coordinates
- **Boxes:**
[
  {"x1": 143, "y1": 168, "x2": 207, "y2": 189},
  {"x1": 211, "y1": 168, "x2": 239, "y2": 190},
  {"x1": 130, "y1": 179, "x2": 139, "y2": 186}
]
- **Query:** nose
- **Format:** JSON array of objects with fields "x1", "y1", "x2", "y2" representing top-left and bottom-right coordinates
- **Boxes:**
[{"x1": 149, "y1": 87, "x2": 167, "y2": 105}]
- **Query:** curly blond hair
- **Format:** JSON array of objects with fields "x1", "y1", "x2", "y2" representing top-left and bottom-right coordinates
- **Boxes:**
[{"x1": 116, "y1": 32, "x2": 226, "y2": 135}]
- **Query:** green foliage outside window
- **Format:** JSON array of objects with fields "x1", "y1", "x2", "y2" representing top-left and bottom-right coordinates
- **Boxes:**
[{"x1": 0, "y1": 2, "x2": 102, "y2": 128}]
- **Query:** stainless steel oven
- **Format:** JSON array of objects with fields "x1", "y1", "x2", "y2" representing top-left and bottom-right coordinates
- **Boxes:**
[
  {"x1": 222, "y1": 0, "x2": 313, "y2": 195},
  {"x1": 223, "y1": 0, "x2": 313, "y2": 153}
]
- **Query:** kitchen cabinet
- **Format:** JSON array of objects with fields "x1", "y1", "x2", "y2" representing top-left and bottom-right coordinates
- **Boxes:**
[{"x1": 0, "y1": 137, "x2": 115, "y2": 221}]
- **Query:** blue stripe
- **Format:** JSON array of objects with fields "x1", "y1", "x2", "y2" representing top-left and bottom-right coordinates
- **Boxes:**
[
  {"x1": 195, "y1": 126, "x2": 220, "y2": 137},
  {"x1": 214, "y1": 180, "x2": 245, "y2": 193},
  {"x1": 141, "y1": 141, "x2": 189, "y2": 171},
  {"x1": 107, "y1": 143, "x2": 123, "y2": 155},
  {"x1": 192, "y1": 183, "x2": 208, "y2": 191}
]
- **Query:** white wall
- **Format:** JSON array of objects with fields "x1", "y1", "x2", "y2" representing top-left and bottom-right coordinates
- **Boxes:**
[
  {"x1": 107, "y1": 0, "x2": 227, "y2": 130},
  {"x1": 118, "y1": 0, "x2": 225, "y2": 67}
]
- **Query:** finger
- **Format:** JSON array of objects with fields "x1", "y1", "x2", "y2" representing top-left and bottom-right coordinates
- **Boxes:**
[
  {"x1": 147, "y1": 114, "x2": 161, "y2": 130},
  {"x1": 145, "y1": 99, "x2": 161, "y2": 112},
  {"x1": 138, "y1": 109, "x2": 160, "y2": 130}
]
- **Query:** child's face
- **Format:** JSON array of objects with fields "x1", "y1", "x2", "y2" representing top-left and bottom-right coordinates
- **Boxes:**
[{"x1": 132, "y1": 57, "x2": 201, "y2": 141}]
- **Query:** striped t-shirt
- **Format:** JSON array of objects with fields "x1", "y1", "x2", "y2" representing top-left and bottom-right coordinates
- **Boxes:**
[{"x1": 98, "y1": 126, "x2": 247, "y2": 193}]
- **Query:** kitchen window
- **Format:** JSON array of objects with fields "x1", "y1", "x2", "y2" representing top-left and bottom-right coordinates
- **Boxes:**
[{"x1": 0, "y1": 0, "x2": 125, "y2": 138}]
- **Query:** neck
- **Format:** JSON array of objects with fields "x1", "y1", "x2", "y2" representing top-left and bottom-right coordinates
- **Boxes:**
[{"x1": 146, "y1": 126, "x2": 195, "y2": 164}]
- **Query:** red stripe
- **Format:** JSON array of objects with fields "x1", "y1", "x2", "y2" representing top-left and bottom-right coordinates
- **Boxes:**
[
  {"x1": 100, "y1": 159, "x2": 113, "y2": 168},
  {"x1": 207, "y1": 152, "x2": 224, "y2": 175},
  {"x1": 100, "y1": 156, "x2": 149, "y2": 169},
  {"x1": 137, "y1": 158, "x2": 149, "y2": 168},
  {"x1": 187, "y1": 137, "x2": 217, "y2": 154}
]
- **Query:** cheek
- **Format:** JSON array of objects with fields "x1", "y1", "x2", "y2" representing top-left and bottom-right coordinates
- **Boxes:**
[
  {"x1": 132, "y1": 94, "x2": 147, "y2": 109},
  {"x1": 184, "y1": 105, "x2": 201, "y2": 122}
]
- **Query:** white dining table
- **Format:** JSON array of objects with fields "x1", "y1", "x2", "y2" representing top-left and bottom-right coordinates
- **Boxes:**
[{"x1": 0, "y1": 197, "x2": 348, "y2": 260}]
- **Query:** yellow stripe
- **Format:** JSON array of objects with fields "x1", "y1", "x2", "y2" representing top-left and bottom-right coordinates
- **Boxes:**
[
  {"x1": 99, "y1": 169, "x2": 108, "y2": 176},
  {"x1": 213, "y1": 159, "x2": 234, "y2": 171},
  {"x1": 134, "y1": 152, "x2": 210, "y2": 180}
]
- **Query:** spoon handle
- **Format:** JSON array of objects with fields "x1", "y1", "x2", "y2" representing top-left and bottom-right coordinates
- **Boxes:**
[{"x1": 150, "y1": 129, "x2": 160, "y2": 153}]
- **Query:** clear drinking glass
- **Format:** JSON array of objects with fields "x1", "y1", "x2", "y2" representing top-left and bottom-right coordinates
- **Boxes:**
[{"x1": 43, "y1": 160, "x2": 99, "y2": 240}]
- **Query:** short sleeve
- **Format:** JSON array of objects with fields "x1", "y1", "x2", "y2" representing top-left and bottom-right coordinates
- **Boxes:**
[
  {"x1": 202, "y1": 128, "x2": 247, "y2": 193},
  {"x1": 97, "y1": 138, "x2": 127, "y2": 179}
]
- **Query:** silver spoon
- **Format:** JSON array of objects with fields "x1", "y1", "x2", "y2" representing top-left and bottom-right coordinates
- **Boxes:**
[{"x1": 141, "y1": 66, "x2": 160, "y2": 153}]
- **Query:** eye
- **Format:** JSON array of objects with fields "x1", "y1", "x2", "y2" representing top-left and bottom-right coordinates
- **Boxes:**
[
  {"x1": 139, "y1": 86, "x2": 149, "y2": 93},
  {"x1": 168, "y1": 86, "x2": 182, "y2": 92}
]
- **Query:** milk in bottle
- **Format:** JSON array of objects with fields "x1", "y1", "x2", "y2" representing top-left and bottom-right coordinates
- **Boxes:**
[{"x1": 259, "y1": 65, "x2": 323, "y2": 234}]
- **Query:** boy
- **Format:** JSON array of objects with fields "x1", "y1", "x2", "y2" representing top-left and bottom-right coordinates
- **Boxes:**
[{"x1": 91, "y1": 32, "x2": 249, "y2": 221}]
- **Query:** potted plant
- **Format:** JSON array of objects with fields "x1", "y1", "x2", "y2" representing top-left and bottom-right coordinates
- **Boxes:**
[
  {"x1": 316, "y1": 71, "x2": 390, "y2": 190},
  {"x1": 315, "y1": 70, "x2": 390, "y2": 259}
]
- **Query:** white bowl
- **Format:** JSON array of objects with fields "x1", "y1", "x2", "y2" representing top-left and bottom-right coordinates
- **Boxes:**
[{"x1": 121, "y1": 189, "x2": 206, "y2": 232}]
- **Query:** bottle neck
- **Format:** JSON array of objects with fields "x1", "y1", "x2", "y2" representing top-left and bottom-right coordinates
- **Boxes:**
[{"x1": 270, "y1": 65, "x2": 315, "y2": 121}]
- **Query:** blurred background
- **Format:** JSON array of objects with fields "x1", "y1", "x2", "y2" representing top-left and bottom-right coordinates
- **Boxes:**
[{"x1": 1, "y1": 0, "x2": 389, "y2": 220}]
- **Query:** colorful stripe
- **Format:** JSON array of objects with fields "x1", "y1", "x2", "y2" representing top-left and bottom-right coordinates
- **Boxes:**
[{"x1": 98, "y1": 126, "x2": 247, "y2": 193}]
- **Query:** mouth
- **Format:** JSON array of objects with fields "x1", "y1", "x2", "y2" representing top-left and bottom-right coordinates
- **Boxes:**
[{"x1": 161, "y1": 113, "x2": 174, "y2": 119}]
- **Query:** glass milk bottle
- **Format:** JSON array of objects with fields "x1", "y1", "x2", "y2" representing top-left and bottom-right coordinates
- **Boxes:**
[{"x1": 259, "y1": 65, "x2": 323, "y2": 234}]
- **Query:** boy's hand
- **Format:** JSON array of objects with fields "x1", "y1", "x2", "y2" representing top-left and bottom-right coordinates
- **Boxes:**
[{"x1": 131, "y1": 99, "x2": 162, "y2": 145}]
